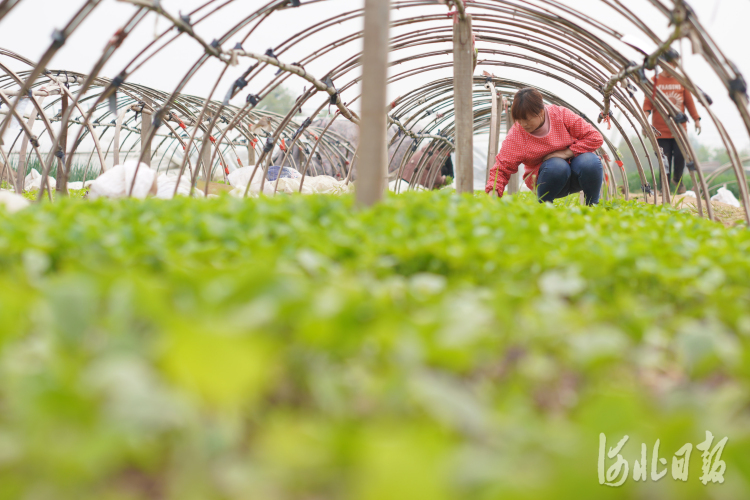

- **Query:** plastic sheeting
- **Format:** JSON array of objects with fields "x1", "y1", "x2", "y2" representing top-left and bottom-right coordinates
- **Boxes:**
[
  {"x1": 24, "y1": 169, "x2": 56, "y2": 191},
  {"x1": 711, "y1": 186, "x2": 741, "y2": 208},
  {"x1": 88, "y1": 161, "x2": 158, "y2": 200},
  {"x1": 228, "y1": 166, "x2": 352, "y2": 197}
]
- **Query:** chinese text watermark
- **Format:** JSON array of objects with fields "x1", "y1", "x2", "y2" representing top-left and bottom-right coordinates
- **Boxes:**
[{"x1": 598, "y1": 431, "x2": 728, "y2": 487}]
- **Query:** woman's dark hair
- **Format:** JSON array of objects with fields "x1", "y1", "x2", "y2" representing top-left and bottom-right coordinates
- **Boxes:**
[{"x1": 511, "y1": 88, "x2": 545, "y2": 121}]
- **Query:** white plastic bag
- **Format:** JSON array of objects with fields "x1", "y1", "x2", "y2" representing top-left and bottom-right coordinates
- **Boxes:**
[
  {"x1": 305, "y1": 175, "x2": 337, "y2": 193},
  {"x1": 24, "y1": 169, "x2": 56, "y2": 191},
  {"x1": 156, "y1": 173, "x2": 192, "y2": 199},
  {"x1": 308, "y1": 176, "x2": 352, "y2": 194},
  {"x1": 277, "y1": 177, "x2": 314, "y2": 194},
  {"x1": 0, "y1": 190, "x2": 30, "y2": 213},
  {"x1": 711, "y1": 186, "x2": 740, "y2": 208},
  {"x1": 227, "y1": 165, "x2": 260, "y2": 188},
  {"x1": 88, "y1": 161, "x2": 157, "y2": 200},
  {"x1": 389, "y1": 179, "x2": 410, "y2": 193},
  {"x1": 230, "y1": 180, "x2": 274, "y2": 198},
  {"x1": 66, "y1": 180, "x2": 95, "y2": 190}
]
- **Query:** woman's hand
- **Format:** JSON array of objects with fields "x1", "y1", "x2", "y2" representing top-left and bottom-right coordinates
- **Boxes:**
[{"x1": 542, "y1": 148, "x2": 574, "y2": 162}]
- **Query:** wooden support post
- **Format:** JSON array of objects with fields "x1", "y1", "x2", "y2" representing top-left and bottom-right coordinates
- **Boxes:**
[
  {"x1": 356, "y1": 0, "x2": 391, "y2": 207},
  {"x1": 15, "y1": 98, "x2": 39, "y2": 193},
  {"x1": 486, "y1": 80, "x2": 500, "y2": 184},
  {"x1": 56, "y1": 93, "x2": 69, "y2": 195},
  {"x1": 506, "y1": 104, "x2": 520, "y2": 194},
  {"x1": 140, "y1": 96, "x2": 153, "y2": 167},
  {"x1": 453, "y1": 14, "x2": 474, "y2": 194}
]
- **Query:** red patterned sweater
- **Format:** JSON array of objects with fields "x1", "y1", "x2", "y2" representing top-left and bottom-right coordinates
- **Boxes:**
[{"x1": 485, "y1": 105, "x2": 604, "y2": 196}]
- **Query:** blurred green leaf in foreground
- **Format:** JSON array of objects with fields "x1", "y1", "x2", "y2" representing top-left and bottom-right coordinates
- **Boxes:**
[{"x1": 0, "y1": 192, "x2": 749, "y2": 499}]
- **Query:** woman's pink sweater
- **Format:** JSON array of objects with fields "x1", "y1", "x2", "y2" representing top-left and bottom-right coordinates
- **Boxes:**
[{"x1": 486, "y1": 105, "x2": 603, "y2": 196}]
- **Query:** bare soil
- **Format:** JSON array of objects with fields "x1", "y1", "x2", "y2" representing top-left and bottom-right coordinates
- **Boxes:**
[{"x1": 630, "y1": 192, "x2": 748, "y2": 228}]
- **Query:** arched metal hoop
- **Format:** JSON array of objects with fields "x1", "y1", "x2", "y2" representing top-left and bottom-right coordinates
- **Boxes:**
[{"x1": 0, "y1": 0, "x2": 747, "y2": 224}]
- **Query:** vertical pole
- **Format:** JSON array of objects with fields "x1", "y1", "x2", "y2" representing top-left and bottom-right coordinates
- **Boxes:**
[
  {"x1": 485, "y1": 80, "x2": 499, "y2": 184},
  {"x1": 356, "y1": 0, "x2": 391, "y2": 207},
  {"x1": 506, "y1": 104, "x2": 520, "y2": 194},
  {"x1": 56, "y1": 93, "x2": 69, "y2": 195},
  {"x1": 15, "y1": 99, "x2": 39, "y2": 194},
  {"x1": 140, "y1": 95, "x2": 153, "y2": 167},
  {"x1": 453, "y1": 14, "x2": 473, "y2": 194}
]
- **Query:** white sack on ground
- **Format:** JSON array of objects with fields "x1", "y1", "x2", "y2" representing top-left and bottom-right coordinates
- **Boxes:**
[
  {"x1": 24, "y1": 169, "x2": 56, "y2": 191},
  {"x1": 0, "y1": 190, "x2": 30, "y2": 213},
  {"x1": 228, "y1": 173, "x2": 352, "y2": 197},
  {"x1": 227, "y1": 165, "x2": 259, "y2": 188},
  {"x1": 228, "y1": 168, "x2": 272, "y2": 197},
  {"x1": 389, "y1": 179, "x2": 410, "y2": 193},
  {"x1": 276, "y1": 177, "x2": 314, "y2": 194},
  {"x1": 306, "y1": 175, "x2": 350, "y2": 194},
  {"x1": 88, "y1": 161, "x2": 157, "y2": 200},
  {"x1": 711, "y1": 186, "x2": 741, "y2": 208},
  {"x1": 156, "y1": 173, "x2": 192, "y2": 199},
  {"x1": 67, "y1": 181, "x2": 95, "y2": 190},
  {"x1": 229, "y1": 181, "x2": 274, "y2": 198}
]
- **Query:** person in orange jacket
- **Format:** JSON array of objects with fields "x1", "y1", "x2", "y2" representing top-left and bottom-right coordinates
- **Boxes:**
[{"x1": 642, "y1": 57, "x2": 702, "y2": 195}]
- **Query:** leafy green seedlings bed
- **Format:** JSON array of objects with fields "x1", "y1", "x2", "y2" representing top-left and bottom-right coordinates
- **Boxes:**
[{"x1": 0, "y1": 192, "x2": 749, "y2": 499}]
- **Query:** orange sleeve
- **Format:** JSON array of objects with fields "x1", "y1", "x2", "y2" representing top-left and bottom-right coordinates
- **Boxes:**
[
  {"x1": 643, "y1": 95, "x2": 653, "y2": 113},
  {"x1": 684, "y1": 87, "x2": 700, "y2": 122},
  {"x1": 485, "y1": 128, "x2": 525, "y2": 198}
]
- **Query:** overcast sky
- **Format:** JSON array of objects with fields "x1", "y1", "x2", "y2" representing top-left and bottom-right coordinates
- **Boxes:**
[{"x1": 0, "y1": 0, "x2": 747, "y2": 151}]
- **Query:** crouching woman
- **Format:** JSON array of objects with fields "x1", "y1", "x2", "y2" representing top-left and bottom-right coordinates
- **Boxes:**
[{"x1": 486, "y1": 88, "x2": 604, "y2": 205}]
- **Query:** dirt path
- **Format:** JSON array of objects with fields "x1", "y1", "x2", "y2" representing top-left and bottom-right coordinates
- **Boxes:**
[{"x1": 630, "y1": 192, "x2": 747, "y2": 227}]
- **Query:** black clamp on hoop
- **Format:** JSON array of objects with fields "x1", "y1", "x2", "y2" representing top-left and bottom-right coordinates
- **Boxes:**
[
  {"x1": 660, "y1": 47, "x2": 680, "y2": 63},
  {"x1": 152, "y1": 108, "x2": 166, "y2": 129},
  {"x1": 108, "y1": 72, "x2": 126, "y2": 114},
  {"x1": 729, "y1": 75, "x2": 748, "y2": 104},
  {"x1": 673, "y1": 112, "x2": 688, "y2": 124},
  {"x1": 698, "y1": 87, "x2": 713, "y2": 105},
  {"x1": 292, "y1": 117, "x2": 312, "y2": 140},
  {"x1": 51, "y1": 29, "x2": 66, "y2": 49},
  {"x1": 178, "y1": 12, "x2": 192, "y2": 32},
  {"x1": 265, "y1": 48, "x2": 279, "y2": 62}
]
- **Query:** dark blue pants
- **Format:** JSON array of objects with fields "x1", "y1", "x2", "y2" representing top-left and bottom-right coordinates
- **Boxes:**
[{"x1": 536, "y1": 152, "x2": 603, "y2": 205}]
